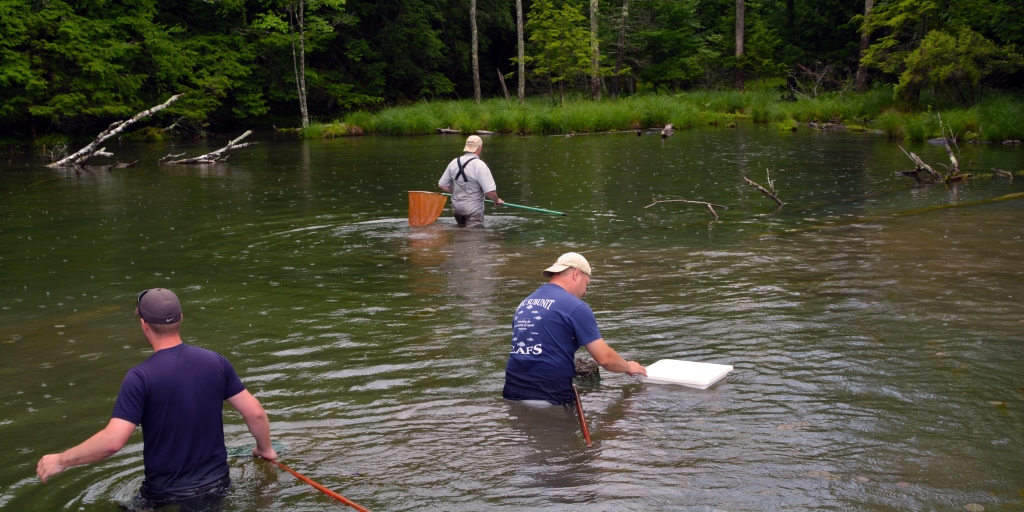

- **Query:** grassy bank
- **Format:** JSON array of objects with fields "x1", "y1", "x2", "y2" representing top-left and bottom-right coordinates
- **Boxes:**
[{"x1": 304, "y1": 87, "x2": 1024, "y2": 143}]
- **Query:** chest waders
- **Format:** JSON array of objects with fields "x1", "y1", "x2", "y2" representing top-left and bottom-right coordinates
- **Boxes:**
[{"x1": 452, "y1": 156, "x2": 478, "y2": 226}]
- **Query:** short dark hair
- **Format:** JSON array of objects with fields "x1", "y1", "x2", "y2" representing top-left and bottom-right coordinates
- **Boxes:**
[{"x1": 146, "y1": 319, "x2": 182, "y2": 337}]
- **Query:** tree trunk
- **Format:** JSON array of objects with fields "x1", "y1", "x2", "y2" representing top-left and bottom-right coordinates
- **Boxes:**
[
  {"x1": 516, "y1": 0, "x2": 525, "y2": 103},
  {"x1": 855, "y1": 0, "x2": 874, "y2": 93},
  {"x1": 735, "y1": 0, "x2": 744, "y2": 90},
  {"x1": 49, "y1": 95, "x2": 182, "y2": 167},
  {"x1": 611, "y1": 0, "x2": 630, "y2": 99},
  {"x1": 289, "y1": 2, "x2": 309, "y2": 129},
  {"x1": 590, "y1": 0, "x2": 601, "y2": 100},
  {"x1": 471, "y1": 0, "x2": 481, "y2": 104}
]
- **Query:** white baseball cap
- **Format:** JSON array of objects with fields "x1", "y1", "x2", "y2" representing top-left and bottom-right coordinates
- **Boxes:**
[
  {"x1": 463, "y1": 135, "x2": 483, "y2": 152},
  {"x1": 543, "y1": 252, "x2": 592, "y2": 278}
]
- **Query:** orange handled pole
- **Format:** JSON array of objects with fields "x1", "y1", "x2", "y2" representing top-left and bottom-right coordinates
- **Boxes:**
[
  {"x1": 572, "y1": 384, "x2": 593, "y2": 448},
  {"x1": 269, "y1": 459, "x2": 371, "y2": 512}
]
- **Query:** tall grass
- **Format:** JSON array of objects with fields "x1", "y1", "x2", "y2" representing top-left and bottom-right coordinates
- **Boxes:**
[{"x1": 307, "y1": 88, "x2": 1022, "y2": 142}]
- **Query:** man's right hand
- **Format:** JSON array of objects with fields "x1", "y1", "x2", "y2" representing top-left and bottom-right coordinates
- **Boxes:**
[{"x1": 252, "y1": 445, "x2": 278, "y2": 460}]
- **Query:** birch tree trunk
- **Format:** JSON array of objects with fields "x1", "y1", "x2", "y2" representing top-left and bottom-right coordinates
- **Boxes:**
[
  {"x1": 471, "y1": 0, "x2": 481, "y2": 104},
  {"x1": 735, "y1": 0, "x2": 744, "y2": 90},
  {"x1": 610, "y1": 0, "x2": 630, "y2": 98},
  {"x1": 48, "y1": 94, "x2": 182, "y2": 167},
  {"x1": 289, "y1": 2, "x2": 310, "y2": 129},
  {"x1": 589, "y1": 0, "x2": 601, "y2": 100},
  {"x1": 516, "y1": 0, "x2": 525, "y2": 103},
  {"x1": 855, "y1": 0, "x2": 874, "y2": 93}
]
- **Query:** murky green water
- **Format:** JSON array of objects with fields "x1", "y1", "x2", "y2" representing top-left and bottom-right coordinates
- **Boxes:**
[{"x1": 2, "y1": 126, "x2": 1023, "y2": 511}]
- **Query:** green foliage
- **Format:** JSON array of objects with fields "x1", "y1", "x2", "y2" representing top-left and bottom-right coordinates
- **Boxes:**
[
  {"x1": 526, "y1": 0, "x2": 592, "y2": 102},
  {"x1": 1, "y1": 0, "x2": 1022, "y2": 140},
  {"x1": 634, "y1": 0, "x2": 711, "y2": 90},
  {"x1": 895, "y1": 28, "x2": 1022, "y2": 106},
  {"x1": 124, "y1": 126, "x2": 171, "y2": 142}
]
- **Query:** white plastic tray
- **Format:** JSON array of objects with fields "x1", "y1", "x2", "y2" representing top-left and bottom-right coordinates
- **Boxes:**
[{"x1": 640, "y1": 359, "x2": 733, "y2": 389}]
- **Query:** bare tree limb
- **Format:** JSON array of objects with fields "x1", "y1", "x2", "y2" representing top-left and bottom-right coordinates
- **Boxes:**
[
  {"x1": 645, "y1": 196, "x2": 729, "y2": 219},
  {"x1": 49, "y1": 94, "x2": 183, "y2": 167},
  {"x1": 898, "y1": 146, "x2": 942, "y2": 181},
  {"x1": 164, "y1": 131, "x2": 255, "y2": 165},
  {"x1": 159, "y1": 153, "x2": 186, "y2": 163},
  {"x1": 744, "y1": 171, "x2": 784, "y2": 206}
]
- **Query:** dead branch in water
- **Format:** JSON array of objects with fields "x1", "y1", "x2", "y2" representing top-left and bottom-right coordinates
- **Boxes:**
[
  {"x1": 937, "y1": 115, "x2": 972, "y2": 182},
  {"x1": 49, "y1": 94, "x2": 182, "y2": 168},
  {"x1": 645, "y1": 196, "x2": 729, "y2": 219},
  {"x1": 744, "y1": 169, "x2": 784, "y2": 206},
  {"x1": 898, "y1": 146, "x2": 942, "y2": 181},
  {"x1": 164, "y1": 131, "x2": 255, "y2": 164}
]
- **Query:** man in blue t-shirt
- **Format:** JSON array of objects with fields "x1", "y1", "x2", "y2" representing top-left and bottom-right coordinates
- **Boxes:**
[
  {"x1": 503, "y1": 252, "x2": 647, "y2": 405},
  {"x1": 37, "y1": 288, "x2": 277, "y2": 508}
]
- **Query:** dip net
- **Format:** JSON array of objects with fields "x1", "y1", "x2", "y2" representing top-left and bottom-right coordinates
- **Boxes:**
[{"x1": 408, "y1": 191, "x2": 447, "y2": 226}]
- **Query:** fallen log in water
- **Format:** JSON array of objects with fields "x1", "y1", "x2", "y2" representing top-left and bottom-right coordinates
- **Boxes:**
[
  {"x1": 48, "y1": 94, "x2": 182, "y2": 168},
  {"x1": 163, "y1": 131, "x2": 255, "y2": 164}
]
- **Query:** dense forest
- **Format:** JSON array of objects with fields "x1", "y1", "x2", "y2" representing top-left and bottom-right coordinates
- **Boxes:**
[{"x1": 1, "y1": 0, "x2": 1021, "y2": 141}]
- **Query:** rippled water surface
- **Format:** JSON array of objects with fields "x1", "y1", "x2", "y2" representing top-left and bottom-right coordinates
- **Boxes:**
[{"x1": 2, "y1": 126, "x2": 1023, "y2": 511}]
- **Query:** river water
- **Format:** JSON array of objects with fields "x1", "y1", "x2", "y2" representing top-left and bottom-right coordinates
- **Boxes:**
[{"x1": 1, "y1": 126, "x2": 1022, "y2": 511}]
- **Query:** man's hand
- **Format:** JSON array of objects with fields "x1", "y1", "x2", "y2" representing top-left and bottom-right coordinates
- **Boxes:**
[
  {"x1": 37, "y1": 454, "x2": 67, "y2": 483},
  {"x1": 252, "y1": 445, "x2": 278, "y2": 461},
  {"x1": 625, "y1": 361, "x2": 648, "y2": 377}
]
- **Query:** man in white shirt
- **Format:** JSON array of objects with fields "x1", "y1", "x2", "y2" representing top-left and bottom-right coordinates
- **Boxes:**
[{"x1": 438, "y1": 135, "x2": 504, "y2": 227}]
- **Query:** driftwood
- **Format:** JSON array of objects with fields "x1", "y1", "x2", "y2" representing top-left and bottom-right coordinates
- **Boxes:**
[
  {"x1": 661, "y1": 123, "x2": 674, "y2": 139},
  {"x1": 898, "y1": 146, "x2": 942, "y2": 181},
  {"x1": 898, "y1": 118, "x2": 972, "y2": 183},
  {"x1": 645, "y1": 196, "x2": 729, "y2": 219},
  {"x1": 49, "y1": 94, "x2": 182, "y2": 167},
  {"x1": 164, "y1": 130, "x2": 255, "y2": 164},
  {"x1": 114, "y1": 160, "x2": 138, "y2": 168},
  {"x1": 743, "y1": 169, "x2": 784, "y2": 206},
  {"x1": 438, "y1": 127, "x2": 462, "y2": 134},
  {"x1": 937, "y1": 115, "x2": 970, "y2": 182},
  {"x1": 158, "y1": 153, "x2": 185, "y2": 163},
  {"x1": 993, "y1": 168, "x2": 1014, "y2": 180},
  {"x1": 475, "y1": 130, "x2": 497, "y2": 135}
]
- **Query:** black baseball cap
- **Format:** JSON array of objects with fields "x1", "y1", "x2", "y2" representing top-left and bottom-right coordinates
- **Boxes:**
[{"x1": 134, "y1": 288, "x2": 182, "y2": 324}]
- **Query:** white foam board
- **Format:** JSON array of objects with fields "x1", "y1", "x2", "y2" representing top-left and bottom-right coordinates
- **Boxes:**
[{"x1": 640, "y1": 359, "x2": 733, "y2": 389}]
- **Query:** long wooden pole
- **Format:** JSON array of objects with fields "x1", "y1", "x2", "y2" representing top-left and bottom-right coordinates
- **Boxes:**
[
  {"x1": 269, "y1": 459, "x2": 371, "y2": 512},
  {"x1": 572, "y1": 384, "x2": 593, "y2": 448}
]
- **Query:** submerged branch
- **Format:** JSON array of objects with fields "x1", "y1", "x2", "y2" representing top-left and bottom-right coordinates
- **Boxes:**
[
  {"x1": 645, "y1": 197, "x2": 729, "y2": 219},
  {"x1": 743, "y1": 175, "x2": 784, "y2": 206},
  {"x1": 165, "y1": 131, "x2": 255, "y2": 164}
]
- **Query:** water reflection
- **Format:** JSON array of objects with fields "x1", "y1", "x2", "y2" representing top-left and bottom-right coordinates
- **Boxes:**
[{"x1": 503, "y1": 401, "x2": 596, "y2": 502}]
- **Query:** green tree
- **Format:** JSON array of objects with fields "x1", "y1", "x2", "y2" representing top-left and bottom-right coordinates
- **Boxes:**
[
  {"x1": 896, "y1": 27, "x2": 1022, "y2": 105},
  {"x1": 634, "y1": 0, "x2": 717, "y2": 91},
  {"x1": 252, "y1": 0, "x2": 347, "y2": 128},
  {"x1": 526, "y1": 0, "x2": 596, "y2": 103}
]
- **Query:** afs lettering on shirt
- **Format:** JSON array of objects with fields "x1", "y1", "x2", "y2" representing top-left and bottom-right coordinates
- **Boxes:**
[{"x1": 511, "y1": 299, "x2": 556, "y2": 355}]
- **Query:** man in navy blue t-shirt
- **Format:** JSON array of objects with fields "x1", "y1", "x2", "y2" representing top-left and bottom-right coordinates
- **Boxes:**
[
  {"x1": 37, "y1": 288, "x2": 277, "y2": 508},
  {"x1": 503, "y1": 253, "x2": 646, "y2": 405}
]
